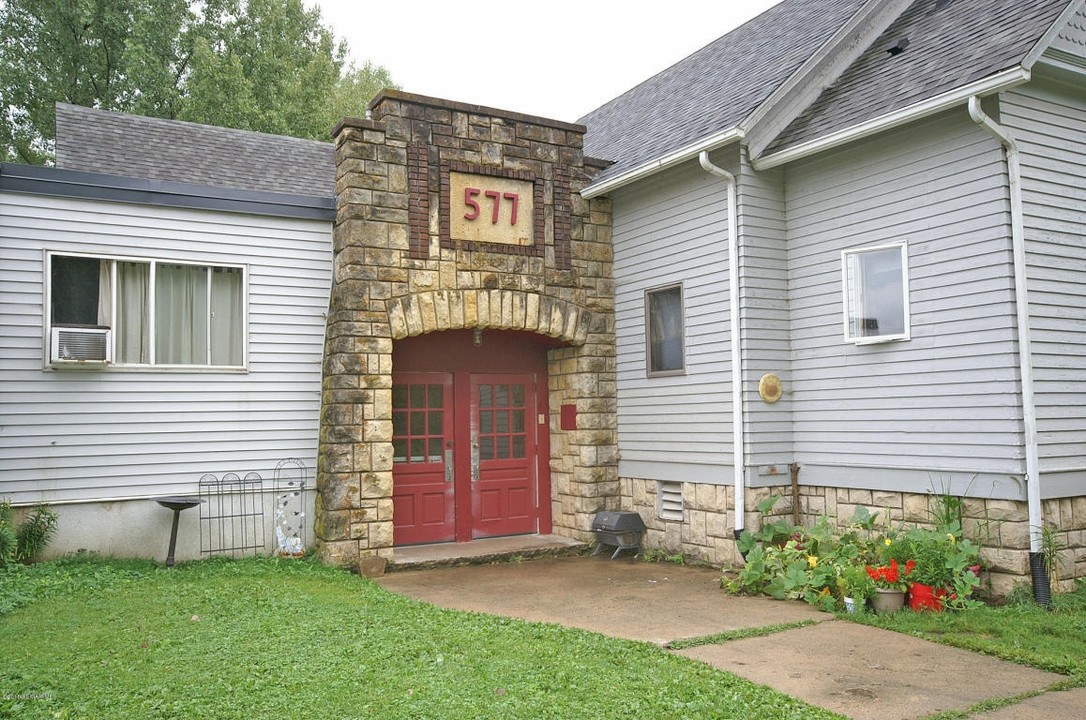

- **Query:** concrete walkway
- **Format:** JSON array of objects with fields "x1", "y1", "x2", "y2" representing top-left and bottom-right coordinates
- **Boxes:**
[{"x1": 376, "y1": 555, "x2": 1075, "y2": 720}]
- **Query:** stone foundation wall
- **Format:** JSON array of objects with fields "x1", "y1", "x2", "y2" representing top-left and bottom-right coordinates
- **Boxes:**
[{"x1": 622, "y1": 477, "x2": 1086, "y2": 596}]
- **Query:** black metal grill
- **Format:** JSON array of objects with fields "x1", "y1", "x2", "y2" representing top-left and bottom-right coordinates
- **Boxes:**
[{"x1": 591, "y1": 511, "x2": 646, "y2": 559}]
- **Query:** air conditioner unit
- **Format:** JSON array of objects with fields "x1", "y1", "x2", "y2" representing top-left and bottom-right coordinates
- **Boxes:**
[{"x1": 51, "y1": 326, "x2": 112, "y2": 364}]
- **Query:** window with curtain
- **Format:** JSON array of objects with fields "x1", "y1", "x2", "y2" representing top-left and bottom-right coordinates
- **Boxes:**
[
  {"x1": 646, "y1": 285, "x2": 685, "y2": 376},
  {"x1": 48, "y1": 253, "x2": 246, "y2": 368}
]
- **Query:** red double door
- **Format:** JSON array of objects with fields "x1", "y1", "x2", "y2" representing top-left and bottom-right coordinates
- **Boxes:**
[{"x1": 391, "y1": 332, "x2": 554, "y2": 545}]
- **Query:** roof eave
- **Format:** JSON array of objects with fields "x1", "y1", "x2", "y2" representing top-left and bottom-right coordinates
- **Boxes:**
[
  {"x1": 752, "y1": 66, "x2": 1032, "y2": 171},
  {"x1": 581, "y1": 126, "x2": 745, "y2": 200}
]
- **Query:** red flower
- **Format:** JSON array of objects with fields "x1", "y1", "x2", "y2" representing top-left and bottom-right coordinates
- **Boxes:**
[{"x1": 905, "y1": 559, "x2": 916, "y2": 576}]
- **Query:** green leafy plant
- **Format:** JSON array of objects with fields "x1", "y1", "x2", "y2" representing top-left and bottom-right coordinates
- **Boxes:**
[
  {"x1": 1040, "y1": 523, "x2": 1066, "y2": 590},
  {"x1": 16, "y1": 503, "x2": 59, "y2": 562},
  {"x1": 837, "y1": 563, "x2": 875, "y2": 604},
  {"x1": 0, "y1": 501, "x2": 17, "y2": 568},
  {"x1": 0, "y1": 501, "x2": 59, "y2": 567}
]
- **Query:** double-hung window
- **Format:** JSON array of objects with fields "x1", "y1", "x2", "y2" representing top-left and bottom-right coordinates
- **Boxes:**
[
  {"x1": 646, "y1": 284, "x2": 685, "y2": 376},
  {"x1": 48, "y1": 252, "x2": 246, "y2": 368},
  {"x1": 842, "y1": 242, "x2": 910, "y2": 343}
]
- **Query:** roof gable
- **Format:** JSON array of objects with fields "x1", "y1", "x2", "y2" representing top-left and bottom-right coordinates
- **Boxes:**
[
  {"x1": 579, "y1": 0, "x2": 870, "y2": 184},
  {"x1": 760, "y1": 0, "x2": 1071, "y2": 157},
  {"x1": 54, "y1": 104, "x2": 335, "y2": 198}
]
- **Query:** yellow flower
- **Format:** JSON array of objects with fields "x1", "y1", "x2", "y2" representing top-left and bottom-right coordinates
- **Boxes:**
[
  {"x1": 948, "y1": 533, "x2": 956, "y2": 544},
  {"x1": 807, "y1": 555, "x2": 818, "y2": 568},
  {"x1": 884, "y1": 538, "x2": 893, "y2": 546}
]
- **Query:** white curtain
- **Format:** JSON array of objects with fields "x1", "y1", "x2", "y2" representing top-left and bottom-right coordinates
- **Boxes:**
[
  {"x1": 116, "y1": 262, "x2": 150, "y2": 363},
  {"x1": 156, "y1": 264, "x2": 208, "y2": 364},
  {"x1": 210, "y1": 267, "x2": 243, "y2": 366},
  {"x1": 96, "y1": 260, "x2": 112, "y2": 326}
]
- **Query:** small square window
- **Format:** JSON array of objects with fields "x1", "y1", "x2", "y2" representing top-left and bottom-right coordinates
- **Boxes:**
[
  {"x1": 842, "y1": 243, "x2": 909, "y2": 343},
  {"x1": 646, "y1": 285, "x2": 685, "y2": 376}
]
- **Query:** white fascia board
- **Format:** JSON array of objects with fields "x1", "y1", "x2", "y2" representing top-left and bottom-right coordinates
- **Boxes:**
[
  {"x1": 751, "y1": 66, "x2": 1032, "y2": 171},
  {"x1": 580, "y1": 127, "x2": 744, "y2": 199},
  {"x1": 1022, "y1": 0, "x2": 1086, "y2": 69}
]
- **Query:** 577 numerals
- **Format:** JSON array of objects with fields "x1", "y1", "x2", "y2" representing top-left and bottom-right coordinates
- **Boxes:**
[{"x1": 464, "y1": 187, "x2": 519, "y2": 225}]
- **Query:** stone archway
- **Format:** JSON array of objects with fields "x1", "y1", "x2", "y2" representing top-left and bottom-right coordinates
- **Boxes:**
[{"x1": 314, "y1": 91, "x2": 617, "y2": 568}]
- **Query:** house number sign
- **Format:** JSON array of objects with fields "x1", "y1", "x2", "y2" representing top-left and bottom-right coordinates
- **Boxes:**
[{"x1": 449, "y1": 171, "x2": 535, "y2": 246}]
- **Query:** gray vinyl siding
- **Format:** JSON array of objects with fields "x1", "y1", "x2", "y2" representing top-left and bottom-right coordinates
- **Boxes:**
[
  {"x1": 612, "y1": 160, "x2": 733, "y2": 483},
  {"x1": 1003, "y1": 77, "x2": 1086, "y2": 484},
  {"x1": 736, "y1": 147, "x2": 793, "y2": 473},
  {"x1": 0, "y1": 190, "x2": 331, "y2": 504},
  {"x1": 784, "y1": 110, "x2": 1024, "y2": 489}
]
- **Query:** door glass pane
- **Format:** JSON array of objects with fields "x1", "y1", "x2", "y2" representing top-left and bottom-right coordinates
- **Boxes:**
[
  {"x1": 496, "y1": 411, "x2": 509, "y2": 433},
  {"x1": 495, "y1": 385, "x2": 509, "y2": 407},
  {"x1": 480, "y1": 437, "x2": 494, "y2": 461},
  {"x1": 512, "y1": 436, "x2": 526, "y2": 458},
  {"x1": 512, "y1": 412, "x2": 525, "y2": 433},
  {"x1": 393, "y1": 381, "x2": 445, "y2": 465},
  {"x1": 410, "y1": 411, "x2": 426, "y2": 435},
  {"x1": 512, "y1": 385, "x2": 525, "y2": 406},
  {"x1": 479, "y1": 384, "x2": 493, "y2": 408},
  {"x1": 410, "y1": 439, "x2": 425, "y2": 462},
  {"x1": 393, "y1": 411, "x2": 408, "y2": 436},
  {"x1": 480, "y1": 411, "x2": 493, "y2": 434},
  {"x1": 497, "y1": 436, "x2": 510, "y2": 459}
]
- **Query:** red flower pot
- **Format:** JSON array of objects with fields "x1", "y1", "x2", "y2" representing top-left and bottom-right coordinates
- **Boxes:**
[{"x1": 908, "y1": 582, "x2": 948, "y2": 612}]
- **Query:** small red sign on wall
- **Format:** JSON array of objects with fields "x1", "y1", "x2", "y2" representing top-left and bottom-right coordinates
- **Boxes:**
[{"x1": 560, "y1": 404, "x2": 577, "y2": 431}]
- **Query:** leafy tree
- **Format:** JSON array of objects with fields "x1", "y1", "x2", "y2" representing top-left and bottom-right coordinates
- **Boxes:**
[{"x1": 0, "y1": 0, "x2": 395, "y2": 164}]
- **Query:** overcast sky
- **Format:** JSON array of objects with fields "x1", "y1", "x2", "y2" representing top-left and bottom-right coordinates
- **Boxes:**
[{"x1": 308, "y1": 1, "x2": 782, "y2": 123}]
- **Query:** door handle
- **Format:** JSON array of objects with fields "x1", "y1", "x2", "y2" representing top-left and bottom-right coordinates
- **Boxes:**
[
  {"x1": 444, "y1": 449, "x2": 454, "y2": 483},
  {"x1": 471, "y1": 438, "x2": 480, "y2": 483}
]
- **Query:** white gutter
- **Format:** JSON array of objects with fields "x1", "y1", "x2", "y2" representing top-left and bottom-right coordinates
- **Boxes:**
[
  {"x1": 754, "y1": 67, "x2": 1032, "y2": 171},
  {"x1": 698, "y1": 151, "x2": 745, "y2": 539},
  {"x1": 581, "y1": 127, "x2": 745, "y2": 200},
  {"x1": 967, "y1": 95, "x2": 1042, "y2": 557}
]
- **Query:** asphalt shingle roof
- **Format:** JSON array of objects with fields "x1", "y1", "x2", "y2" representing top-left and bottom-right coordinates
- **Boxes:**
[
  {"x1": 54, "y1": 103, "x2": 335, "y2": 198},
  {"x1": 579, "y1": 0, "x2": 870, "y2": 183},
  {"x1": 766, "y1": 0, "x2": 1070, "y2": 155}
]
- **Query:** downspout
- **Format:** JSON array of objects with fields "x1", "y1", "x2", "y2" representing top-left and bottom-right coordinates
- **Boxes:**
[
  {"x1": 967, "y1": 96, "x2": 1049, "y2": 605},
  {"x1": 698, "y1": 151, "x2": 746, "y2": 550}
]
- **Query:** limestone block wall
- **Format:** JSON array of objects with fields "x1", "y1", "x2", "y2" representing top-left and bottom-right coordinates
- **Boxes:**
[
  {"x1": 621, "y1": 477, "x2": 1086, "y2": 596},
  {"x1": 316, "y1": 91, "x2": 616, "y2": 566}
]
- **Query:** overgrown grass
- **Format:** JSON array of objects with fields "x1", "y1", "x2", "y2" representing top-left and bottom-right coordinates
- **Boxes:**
[
  {"x1": 0, "y1": 555, "x2": 844, "y2": 719},
  {"x1": 845, "y1": 581, "x2": 1086, "y2": 680}
]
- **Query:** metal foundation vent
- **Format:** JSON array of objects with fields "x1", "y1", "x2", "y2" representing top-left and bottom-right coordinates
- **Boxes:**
[{"x1": 658, "y1": 480, "x2": 684, "y2": 521}]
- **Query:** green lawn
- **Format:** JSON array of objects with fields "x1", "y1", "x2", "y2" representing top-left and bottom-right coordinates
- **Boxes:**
[{"x1": 0, "y1": 555, "x2": 841, "y2": 719}]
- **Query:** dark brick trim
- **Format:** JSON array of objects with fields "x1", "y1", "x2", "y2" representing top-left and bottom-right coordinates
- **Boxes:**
[
  {"x1": 439, "y1": 161, "x2": 544, "y2": 258},
  {"x1": 408, "y1": 142, "x2": 430, "y2": 259},
  {"x1": 554, "y1": 164, "x2": 572, "y2": 270}
]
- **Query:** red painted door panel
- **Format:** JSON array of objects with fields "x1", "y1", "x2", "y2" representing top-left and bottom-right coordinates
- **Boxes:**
[
  {"x1": 470, "y1": 375, "x2": 537, "y2": 538},
  {"x1": 391, "y1": 374, "x2": 454, "y2": 545}
]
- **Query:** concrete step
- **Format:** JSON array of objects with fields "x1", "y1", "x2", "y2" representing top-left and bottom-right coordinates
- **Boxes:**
[{"x1": 388, "y1": 533, "x2": 587, "y2": 571}]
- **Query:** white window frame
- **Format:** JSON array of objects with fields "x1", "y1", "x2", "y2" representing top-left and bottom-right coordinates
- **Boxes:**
[
  {"x1": 45, "y1": 250, "x2": 249, "y2": 370},
  {"x1": 841, "y1": 242, "x2": 910, "y2": 344},
  {"x1": 645, "y1": 283, "x2": 686, "y2": 377}
]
